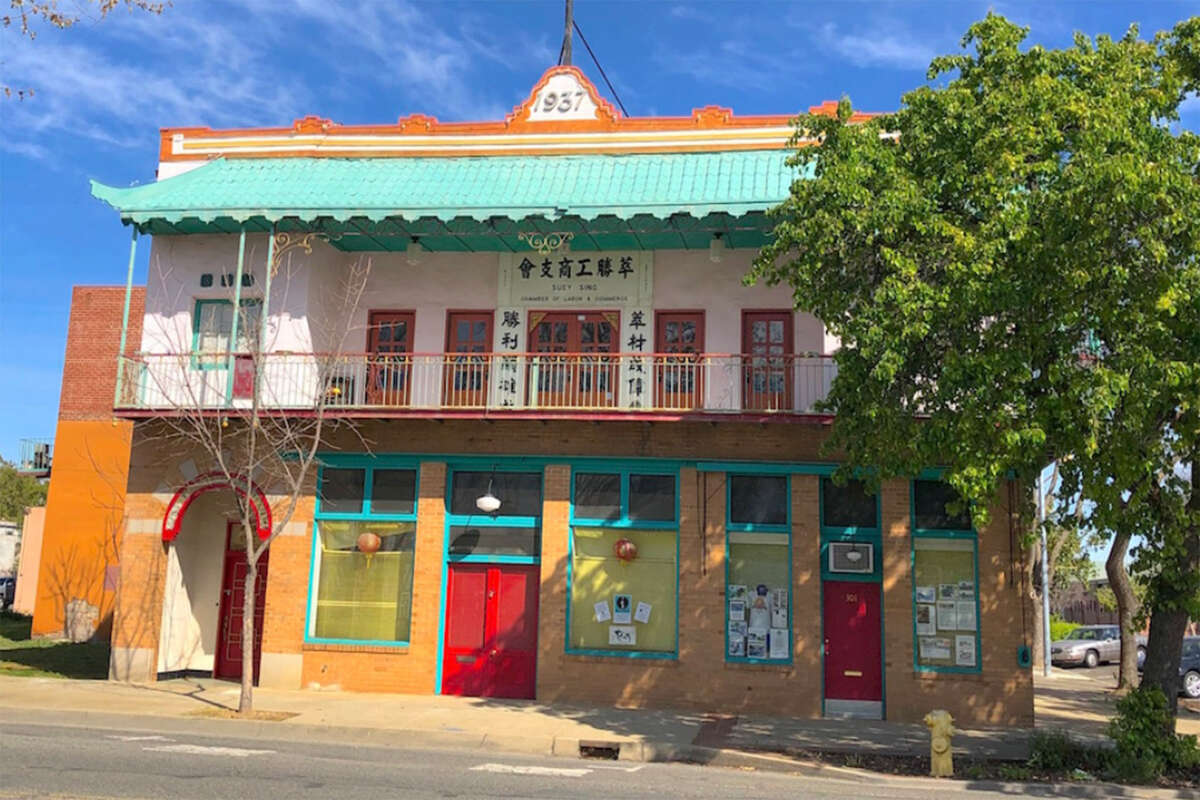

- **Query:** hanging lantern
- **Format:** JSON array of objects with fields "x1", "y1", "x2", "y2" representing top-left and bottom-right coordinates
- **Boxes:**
[
  {"x1": 357, "y1": 531, "x2": 382, "y2": 566},
  {"x1": 613, "y1": 537, "x2": 638, "y2": 563}
]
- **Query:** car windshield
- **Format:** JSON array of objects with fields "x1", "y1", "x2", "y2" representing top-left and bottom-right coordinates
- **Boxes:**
[{"x1": 1065, "y1": 628, "x2": 1101, "y2": 641}]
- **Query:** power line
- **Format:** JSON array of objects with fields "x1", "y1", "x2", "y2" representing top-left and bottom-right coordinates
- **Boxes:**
[{"x1": 572, "y1": 20, "x2": 629, "y2": 117}]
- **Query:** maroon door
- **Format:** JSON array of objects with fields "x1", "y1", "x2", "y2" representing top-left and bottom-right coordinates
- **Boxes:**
[
  {"x1": 742, "y1": 311, "x2": 793, "y2": 411},
  {"x1": 655, "y1": 311, "x2": 704, "y2": 410},
  {"x1": 215, "y1": 523, "x2": 268, "y2": 684},
  {"x1": 366, "y1": 311, "x2": 415, "y2": 406},
  {"x1": 529, "y1": 311, "x2": 618, "y2": 408},
  {"x1": 442, "y1": 563, "x2": 539, "y2": 699},
  {"x1": 443, "y1": 311, "x2": 493, "y2": 407},
  {"x1": 822, "y1": 581, "x2": 882, "y2": 702}
]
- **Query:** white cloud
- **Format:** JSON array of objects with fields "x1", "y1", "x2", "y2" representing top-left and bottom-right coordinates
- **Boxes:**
[{"x1": 813, "y1": 22, "x2": 939, "y2": 70}]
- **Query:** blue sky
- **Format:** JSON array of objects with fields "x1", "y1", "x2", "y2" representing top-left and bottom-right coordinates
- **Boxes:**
[{"x1": 0, "y1": 0, "x2": 1197, "y2": 461}]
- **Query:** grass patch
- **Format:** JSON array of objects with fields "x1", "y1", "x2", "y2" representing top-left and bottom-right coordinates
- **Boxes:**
[
  {"x1": 0, "y1": 611, "x2": 110, "y2": 680},
  {"x1": 186, "y1": 707, "x2": 299, "y2": 722}
]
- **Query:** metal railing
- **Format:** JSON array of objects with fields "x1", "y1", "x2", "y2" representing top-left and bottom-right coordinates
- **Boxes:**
[
  {"x1": 116, "y1": 352, "x2": 837, "y2": 415},
  {"x1": 17, "y1": 438, "x2": 53, "y2": 473}
]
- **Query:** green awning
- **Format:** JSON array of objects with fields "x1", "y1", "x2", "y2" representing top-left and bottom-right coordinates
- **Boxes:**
[{"x1": 90, "y1": 151, "x2": 810, "y2": 252}]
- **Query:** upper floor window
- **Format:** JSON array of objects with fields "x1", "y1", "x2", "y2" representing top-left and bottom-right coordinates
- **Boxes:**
[
  {"x1": 193, "y1": 299, "x2": 261, "y2": 365},
  {"x1": 821, "y1": 478, "x2": 878, "y2": 529},
  {"x1": 728, "y1": 474, "x2": 789, "y2": 528}
]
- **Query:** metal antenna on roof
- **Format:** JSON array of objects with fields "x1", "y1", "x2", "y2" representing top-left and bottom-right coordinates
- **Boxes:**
[{"x1": 559, "y1": 0, "x2": 574, "y2": 65}]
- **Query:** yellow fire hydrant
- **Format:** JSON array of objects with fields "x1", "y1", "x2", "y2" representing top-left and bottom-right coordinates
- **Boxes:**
[{"x1": 923, "y1": 709, "x2": 955, "y2": 777}]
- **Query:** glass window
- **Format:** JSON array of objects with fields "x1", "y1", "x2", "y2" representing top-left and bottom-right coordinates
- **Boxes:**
[
  {"x1": 450, "y1": 471, "x2": 542, "y2": 517},
  {"x1": 729, "y1": 475, "x2": 788, "y2": 526},
  {"x1": 573, "y1": 473, "x2": 621, "y2": 521},
  {"x1": 448, "y1": 525, "x2": 540, "y2": 558},
  {"x1": 914, "y1": 480, "x2": 972, "y2": 530},
  {"x1": 312, "y1": 520, "x2": 415, "y2": 642},
  {"x1": 320, "y1": 468, "x2": 364, "y2": 514},
  {"x1": 821, "y1": 478, "x2": 877, "y2": 528},
  {"x1": 568, "y1": 527, "x2": 677, "y2": 654},
  {"x1": 726, "y1": 532, "x2": 790, "y2": 661},
  {"x1": 912, "y1": 538, "x2": 977, "y2": 669},
  {"x1": 628, "y1": 474, "x2": 676, "y2": 522},
  {"x1": 194, "y1": 299, "x2": 262, "y2": 364},
  {"x1": 371, "y1": 469, "x2": 416, "y2": 515}
]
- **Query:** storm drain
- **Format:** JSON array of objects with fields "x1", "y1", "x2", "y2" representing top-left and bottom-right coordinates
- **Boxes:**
[{"x1": 578, "y1": 740, "x2": 621, "y2": 760}]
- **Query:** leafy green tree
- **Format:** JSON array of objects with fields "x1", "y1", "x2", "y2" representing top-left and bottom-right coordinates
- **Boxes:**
[
  {"x1": 0, "y1": 459, "x2": 47, "y2": 523},
  {"x1": 752, "y1": 14, "x2": 1200, "y2": 723}
]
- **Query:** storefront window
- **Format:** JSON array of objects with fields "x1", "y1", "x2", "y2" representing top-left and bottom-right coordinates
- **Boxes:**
[
  {"x1": 308, "y1": 464, "x2": 419, "y2": 645},
  {"x1": 568, "y1": 467, "x2": 679, "y2": 656},
  {"x1": 726, "y1": 474, "x2": 790, "y2": 662},
  {"x1": 912, "y1": 480, "x2": 979, "y2": 671},
  {"x1": 913, "y1": 479, "x2": 972, "y2": 531}
]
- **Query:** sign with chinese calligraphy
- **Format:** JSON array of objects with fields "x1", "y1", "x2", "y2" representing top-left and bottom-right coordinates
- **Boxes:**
[
  {"x1": 490, "y1": 307, "x2": 526, "y2": 408},
  {"x1": 618, "y1": 306, "x2": 651, "y2": 408},
  {"x1": 498, "y1": 252, "x2": 653, "y2": 309}
]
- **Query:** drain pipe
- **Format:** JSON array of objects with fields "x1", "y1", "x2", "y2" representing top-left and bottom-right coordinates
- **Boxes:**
[{"x1": 1038, "y1": 466, "x2": 1052, "y2": 676}]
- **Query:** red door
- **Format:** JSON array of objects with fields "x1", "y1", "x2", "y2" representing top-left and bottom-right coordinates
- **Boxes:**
[
  {"x1": 742, "y1": 311, "x2": 793, "y2": 411},
  {"x1": 822, "y1": 581, "x2": 882, "y2": 702},
  {"x1": 529, "y1": 312, "x2": 618, "y2": 408},
  {"x1": 655, "y1": 312, "x2": 704, "y2": 410},
  {"x1": 443, "y1": 311, "x2": 493, "y2": 407},
  {"x1": 442, "y1": 563, "x2": 539, "y2": 699},
  {"x1": 215, "y1": 523, "x2": 268, "y2": 684},
  {"x1": 366, "y1": 311, "x2": 415, "y2": 406}
]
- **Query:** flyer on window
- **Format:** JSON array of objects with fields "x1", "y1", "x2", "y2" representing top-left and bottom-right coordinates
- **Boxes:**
[
  {"x1": 919, "y1": 637, "x2": 952, "y2": 661},
  {"x1": 634, "y1": 601, "x2": 652, "y2": 624},
  {"x1": 770, "y1": 588, "x2": 788, "y2": 628},
  {"x1": 955, "y1": 635, "x2": 976, "y2": 667},
  {"x1": 608, "y1": 625, "x2": 636, "y2": 646},
  {"x1": 593, "y1": 600, "x2": 611, "y2": 623},
  {"x1": 613, "y1": 594, "x2": 633, "y2": 625},
  {"x1": 957, "y1": 580, "x2": 975, "y2": 599},
  {"x1": 746, "y1": 629, "x2": 768, "y2": 659},
  {"x1": 955, "y1": 600, "x2": 977, "y2": 631},
  {"x1": 728, "y1": 620, "x2": 747, "y2": 636},
  {"x1": 728, "y1": 584, "x2": 748, "y2": 601},
  {"x1": 939, "y1": 584, "x2": 957, "y2": 601},
  {"x1": 916, "y1": 603, "x2": 936, "y2": 636},
  {"x1": 728, "y1": 633, "x2": 746, "y2": 658},
  {"x1": 936, "y1": 600, "x2": 958, "y2": 630},
  {"x1": 728, "y1": 599, "x2": 746, "y2": 621},
  {"x1": 915, "y1": 586, "x2": 937, "y2": 604},
  {"x1": 768, "y1": 628, "x2": 789, "y2": 660}
]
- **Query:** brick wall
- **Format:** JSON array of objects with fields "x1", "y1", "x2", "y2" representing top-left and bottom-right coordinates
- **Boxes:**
[
  {"x1": 59, "y1": 286, "x2": 144, "y2": 420},
  {"x1": 114, "y1": 417, "x2": 1033, "y2": 726}
]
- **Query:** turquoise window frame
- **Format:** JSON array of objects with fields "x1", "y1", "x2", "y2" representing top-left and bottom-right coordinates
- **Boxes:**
[
  {"x1": 909, "y1": 480, "x2": 982, "y2": 675},
  {"x1": 443, "y1": 464, "x2": 544, "y2": 566},
  {"x1": 303, "y1": 459, "x2": 421, "y2": 647},
  {"x1": 566, "y1": 463, "x2": 681, "y2": 659},
  {"x1": 818, "y1": 477, "x2": 883, "y2": 583},
  {"x1": 191, "y1": 298, "x2": 263, "y2": 370},
  {"x1": 724, "y1": 473, "x2": 792, "y2": 665}
]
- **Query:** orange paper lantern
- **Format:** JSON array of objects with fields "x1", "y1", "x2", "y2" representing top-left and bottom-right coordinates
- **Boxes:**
[
  {"x1": 357, "y1": 532, "x2": 382, "y2": 558},
  {"x1": 614, "y1": 537, "x2": 638, "y2": 563}
]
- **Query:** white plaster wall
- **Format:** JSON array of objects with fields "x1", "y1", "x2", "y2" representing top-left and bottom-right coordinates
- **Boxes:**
[{"x1": 156, "y1": 492, "x2": 227, "y2": 674}]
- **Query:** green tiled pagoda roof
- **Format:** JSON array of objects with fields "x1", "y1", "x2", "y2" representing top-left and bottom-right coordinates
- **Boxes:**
[{"x1": 90, "y1": 151, "x2": 809, "y2": 252}]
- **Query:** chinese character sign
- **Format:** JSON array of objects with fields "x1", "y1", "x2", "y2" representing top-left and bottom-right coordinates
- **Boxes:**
[
  {"x1": 498, "y1": 252, "x2": 653, "y2": 308},
  {"x1": 618, "y1": 306, "x2": 652, "y2": 409},
  {"x1": 491, "y1": 307, "x2": 526, "y2": 408}
]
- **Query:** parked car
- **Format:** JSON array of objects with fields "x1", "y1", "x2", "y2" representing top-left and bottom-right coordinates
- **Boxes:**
[
  {"x1": 1050, "y1": 624, "x2": 1144, "y2": 668},
  {"x1": 1139, "y1": 637, "x2": 1200, "y2": 699}
]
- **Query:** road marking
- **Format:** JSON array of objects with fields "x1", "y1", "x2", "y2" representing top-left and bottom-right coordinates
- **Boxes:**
[
  {"x1": 583, "y1": 763, "x2": 645, "y2": 772},
  {"x1": 470, "y1": 763, "x2": 593, "y2": 777},
  {"x1": 109, "y1": 735, "x2": 172, "y2": 742},
  {"x1": 143, "y1": 744, "x2": 275, "y2": 758}
]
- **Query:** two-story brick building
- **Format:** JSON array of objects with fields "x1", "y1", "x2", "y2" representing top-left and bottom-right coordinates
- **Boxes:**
[{"x1": 91, "y1": 67, "x2": 1034, "y2": 726}]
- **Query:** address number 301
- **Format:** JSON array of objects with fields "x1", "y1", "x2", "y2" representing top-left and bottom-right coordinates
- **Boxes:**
[{"x1": 538, "y1": 90, "x2": 586, "y2": 113}]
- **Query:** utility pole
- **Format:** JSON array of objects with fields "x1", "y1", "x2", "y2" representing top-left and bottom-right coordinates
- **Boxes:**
[
  {"x1": 560, "y1": 0, "x2": 573, "y2": 66},
  {"x1": 1038, "y1": 465, "x2": 1053, "y2": 676}
]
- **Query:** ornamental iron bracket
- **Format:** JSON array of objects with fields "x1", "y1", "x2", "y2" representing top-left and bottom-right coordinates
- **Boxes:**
[{"x1": 517, "y1": 231, "x2": 574, "y2": 254}]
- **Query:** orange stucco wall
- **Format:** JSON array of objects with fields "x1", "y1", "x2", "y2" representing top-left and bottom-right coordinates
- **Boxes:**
[{"x1": 31, "y1": 419, "x2": 133, "y2": 637}]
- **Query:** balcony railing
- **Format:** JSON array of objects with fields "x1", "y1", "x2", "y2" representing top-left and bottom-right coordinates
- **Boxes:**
[{"x1": 116, "y1": 352, "x2": 837, "y2": 416}]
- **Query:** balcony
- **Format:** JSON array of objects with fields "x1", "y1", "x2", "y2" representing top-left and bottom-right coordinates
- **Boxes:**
[{"x1": 116, "y1": 352, "x2": 837, "y2": 420}]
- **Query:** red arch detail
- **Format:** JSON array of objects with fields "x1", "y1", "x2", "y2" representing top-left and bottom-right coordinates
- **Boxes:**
[{"x1": 161, "y1": 472, "x2": 272, "y2": 542}]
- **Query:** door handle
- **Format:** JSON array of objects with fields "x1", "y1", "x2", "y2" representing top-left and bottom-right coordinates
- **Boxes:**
[{"x1": 489, "y1": 649, "x2": 498, "y2": 659}]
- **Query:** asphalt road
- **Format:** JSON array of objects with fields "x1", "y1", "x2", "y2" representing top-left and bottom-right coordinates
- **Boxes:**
[{"x1": 0, "y1": 719, "x2": 1136, "y2": 800}]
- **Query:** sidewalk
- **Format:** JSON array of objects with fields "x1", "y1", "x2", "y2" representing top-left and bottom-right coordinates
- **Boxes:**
[{"x1": 0, "y1": 673, "x2": 1029, "y2": 765}]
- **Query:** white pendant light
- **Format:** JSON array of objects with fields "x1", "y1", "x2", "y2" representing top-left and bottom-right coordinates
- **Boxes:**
[
  {"x1": 708, "y1": 232, "x2": 725, "y2": 263},
  {"x1": 845, "y1": 544, "x2": 863, "y2": 563},
  {"x1": 475, "y1": 475, "x2": 501, "y2": 514},
  {"x1": 404, "y1": 236, "x2": 425, "y2": 266}
]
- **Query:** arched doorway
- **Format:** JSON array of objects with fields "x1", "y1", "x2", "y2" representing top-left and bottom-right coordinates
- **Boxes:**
[{"x1": 156, "y1": 474, "x2": 272, "y2": 684}]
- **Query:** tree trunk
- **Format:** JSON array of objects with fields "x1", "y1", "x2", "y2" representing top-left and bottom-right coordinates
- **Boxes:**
[
  {"x1": 1139, "y1": 466, "x2": 1200, "y2": 728},
  {"x1": 1105, "y1": 527, "x2": 1138, "y2": 689},
  {"x1": 238, "y1": 544, "x2": 256, "y2": 715}
]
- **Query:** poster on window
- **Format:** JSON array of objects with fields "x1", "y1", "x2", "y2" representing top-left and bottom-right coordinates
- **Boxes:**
[
  {"x1": 593, "y1": 600, "x2": 611, "y2": 622},
  {"x1": 936, "y1": 600, "x2": 958, "y2": 630},
  {"x1": 955, "y1": 635, "x2": 976, "y2": 667},
  {"x1": 728, "y1": 633, "x2": 746, "y2": 658},
  {"x1": 939, "y1": 584, "x2": 957, "y2": 601},
  {"x1": 746, "y1": 629, "x2": 768, "y2": 659},
  {"x1": 609, "y1": 625, "x2": 636, "y2": 646},
  {"x1": 613, "y1": 594, "x2": 633, "y2": 625},
  {"x1": 729, "y1": 599, "x2": 746, "y2": 621},
  {"x1": 915, "y1": 586, "x2": 936, "y2": 604},
  {"x1": 634, "y1": 601, "x2": 653, "y2": 624},
  {"x1": 919, "y1": 637, "x2": 952, "y2": 661},
  {"x1": 770, "y1": 588, "x2": 789, "y2": 628},
  {"x1": 916, "y1": 603, "x2": 936, "y2": 636},
  {"x1": 768, "y1": 629, "x2": 789, "y2": 660},
  {"x1": 956, "y1": 600, "x2": 977, "y2": 631}
]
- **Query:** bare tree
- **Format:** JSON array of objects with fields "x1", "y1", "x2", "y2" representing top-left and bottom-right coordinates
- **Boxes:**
[{"x1": 130, "y1": 233, "x2": 371, "y2": 713}]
